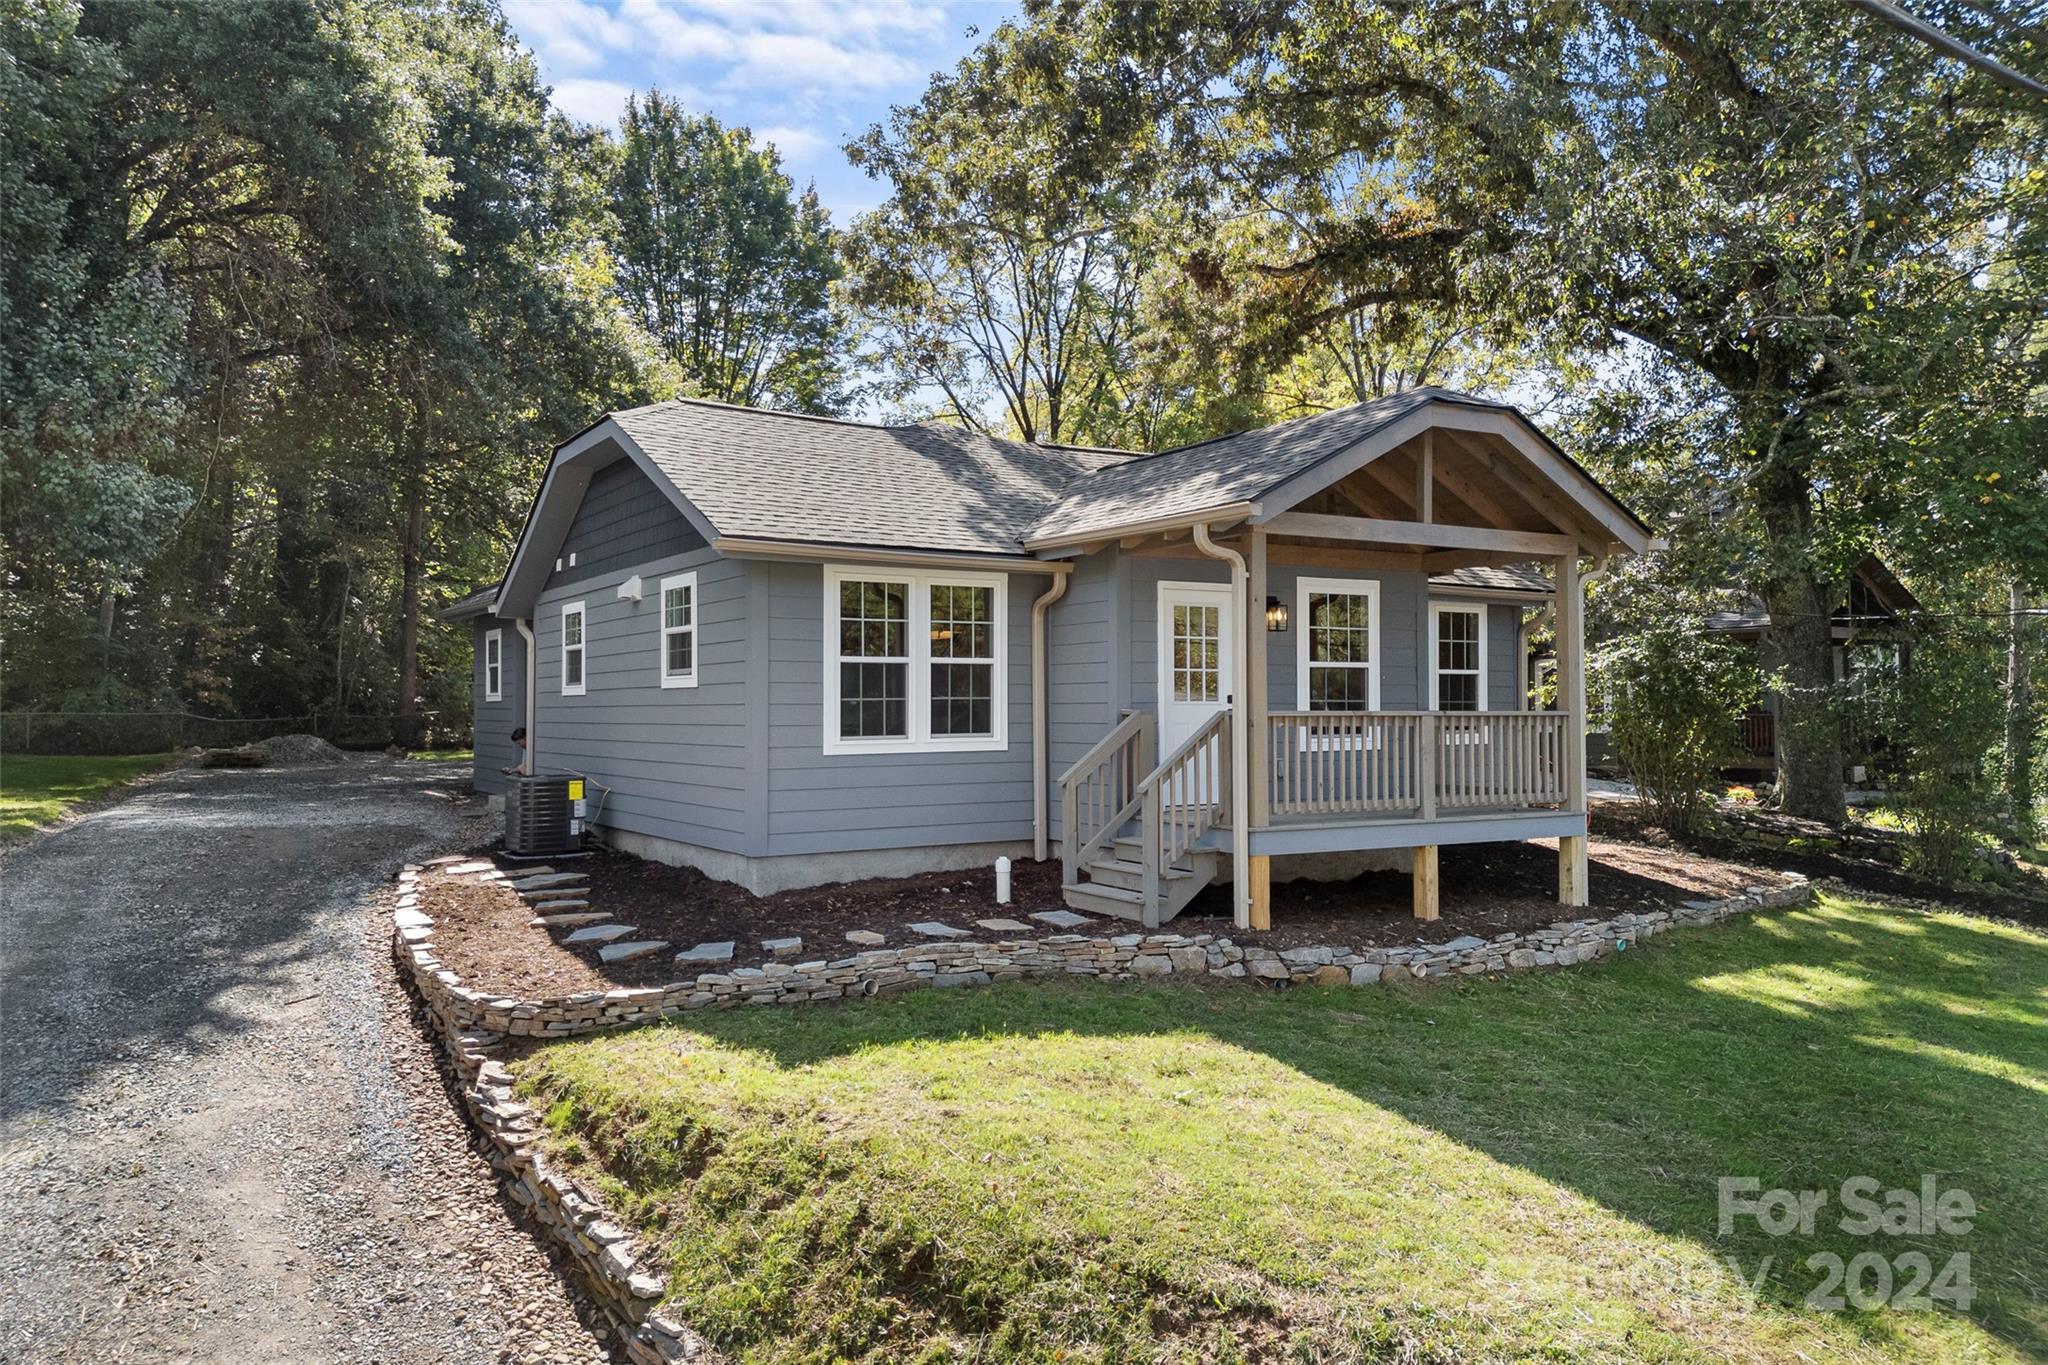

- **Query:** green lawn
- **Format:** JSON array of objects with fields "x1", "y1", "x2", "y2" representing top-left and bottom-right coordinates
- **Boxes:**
[
  {"x1": 520, "y1": 895, "x2": 2047, "y2": 1364},
  {"x1": 0, "y1": 753, "x2": 172, "y2": 839},
  {"x1": 408, "y1": 748, "x2": 472, "y2": 762}
]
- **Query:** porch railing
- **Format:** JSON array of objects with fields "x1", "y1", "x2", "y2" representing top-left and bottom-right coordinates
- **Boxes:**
[
  {"x1": 1058, "y1": 710, "x2": 1152, "y2": 885},
  {"x1": 1268, "y1": 711, "x2": 1569, "y2": 819},
  {"x1": 1138, "y1": 710, "x2": 1231, "y2": 906}
]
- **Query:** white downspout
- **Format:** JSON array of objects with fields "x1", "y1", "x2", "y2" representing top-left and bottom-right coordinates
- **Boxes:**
[
  {"x1": 514, "y1": 617, "x2": 536, "y2": 774},
  {"x1": 1031, "y1": 571, "x2": 1069, "y2": 862},
  {"x1": 1191, "y1": 523, "x2": 1251, "y2": 931}
]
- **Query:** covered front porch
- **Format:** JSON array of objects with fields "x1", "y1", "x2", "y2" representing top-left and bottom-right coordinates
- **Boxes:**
[{"x1": 1036, "y1": 395, "x2": 1654, "y2": 930}]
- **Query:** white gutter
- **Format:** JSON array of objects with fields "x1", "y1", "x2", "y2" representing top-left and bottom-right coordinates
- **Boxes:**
[
  {"x1": 1030, "y1": 573, "x2": 1070, "y2": 861},
  {"x1": 1023, "y1": 502, "x2": 1259, "y2": 554},
  {"x1": 713, "y1": 538, "x2": 1068, "y2": 576},
  {"x1": 1191, "y1": 523, "x2": 1251, "y2": 931},
  {"x1": 514, "y1": 617, "x2": 536, "y2": 774}
]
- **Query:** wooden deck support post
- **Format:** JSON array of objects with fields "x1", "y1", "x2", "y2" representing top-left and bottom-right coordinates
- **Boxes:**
[
  {"x1": 1412, "y1": 845, "x2": 1440, "y2": 921},
  {"x1": 1249, "y1": 855, "x2": 1272, "y2": 930},
  {"x1": 1558, "y1": 834, "x2": 1589, "y2": 907}
]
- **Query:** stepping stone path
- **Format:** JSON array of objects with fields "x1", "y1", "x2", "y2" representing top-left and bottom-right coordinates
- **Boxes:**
[
  {"x1": 531, "y1": 911, "x2": 608, "y2": 928},
  {"x1": 975, "y1": 918, "x2": 1030, "y2": 932},
  {"x1": 523, "y1": 898, "x2": 590, "y2": 913},
  {"x1": 599, "y1": 940, "x2": 669, "y2": 963},
  {"x1": 908, "y1": 922, "x2": 969, "y2": 938},
  {"x1": 762, "y1": 936, "x2": 802, "y2": 955},
  {"x1": 565, "y1": 923, "x2": 635, "y2": 944},
  {"x1": 509, "y1": 872, "x2": 584, "y2": 891},
  {"x1": 1030, "y1": 909, "x2": 1093, "y2": 929},
  {"x1": 843, "y1": 930, "x2": 886, "y2": 947},
  {"x1": 675, "y1": 940, "x2": 735, "y2": 964},
  {"x1": 445, "y1": 861, "x2": 496, "y2": 875}
]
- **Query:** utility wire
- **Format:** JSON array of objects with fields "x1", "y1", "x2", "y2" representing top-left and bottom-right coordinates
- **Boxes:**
[{"x1": 1845, "y1": 0, "x2": 2048, "y2": 99}]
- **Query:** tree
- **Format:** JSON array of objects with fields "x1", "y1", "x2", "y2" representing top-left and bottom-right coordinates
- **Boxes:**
[
  {"x1": 842, "y1": 21, "x2": 1160, "y2": 446},
  {"x1": 931, "y1": 0, "x2": 2047, "y2": 823},
  {"x1": 611, "y1": 94, "x2": 846, "y2": 414}
]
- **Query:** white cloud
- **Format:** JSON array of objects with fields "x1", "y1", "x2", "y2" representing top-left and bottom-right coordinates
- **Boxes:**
[
  {"x1": 754, "y1": 124, "x2": 827, "y2": 160},
  {"x1": 504, "y1": 0, "x2": 634, "y2": 71},
  {"x1": 548, "y1": 77, "x2": 637, "y2": 126},
  {"x1": 724, "y1": 31, "x2": 917, "y2": 90}
]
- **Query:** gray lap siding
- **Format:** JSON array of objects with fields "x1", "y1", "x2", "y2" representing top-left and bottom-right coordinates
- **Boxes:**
[
  {"x1": 762, "y1": 559, "x2": 1046, "y2": 857},
  {"x1": 533, "y1": 546, "x2": 752, "y2": 855},
  {"x1": 470, "y1": 617, "x2": 526, "y2": 795}
]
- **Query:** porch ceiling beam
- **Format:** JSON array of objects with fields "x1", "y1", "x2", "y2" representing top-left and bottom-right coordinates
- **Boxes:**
[
  {"x1": 1355, "y1": 455, "x2": 1421, "y2": 517},
  {"x1": 1425, "y1": 450, "x2": 1542, "y2": 533},
  {"x1": 1263, "y1": 512, "x2": 1579, "y2": 557}
]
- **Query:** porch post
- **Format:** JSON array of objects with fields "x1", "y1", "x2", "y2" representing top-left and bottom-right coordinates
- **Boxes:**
[
  {"x1": 1247, "y1": 528, "x2": 1272, "y2": 930},
  {"x1": 1412, "y1": 845, "x2": 1439, "y2": 920},
  {"x1": 1556, "y1": 551, "x2": 1590, "y2": 906}
]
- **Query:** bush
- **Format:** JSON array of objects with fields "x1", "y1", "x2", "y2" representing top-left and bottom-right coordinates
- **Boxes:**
[
  {"x1": 1592, "y1": 624, "x2": 1757, "y2": 835},
  {"x1": 1874, "y1": 624, "x2": 2005, "y2": 885}
]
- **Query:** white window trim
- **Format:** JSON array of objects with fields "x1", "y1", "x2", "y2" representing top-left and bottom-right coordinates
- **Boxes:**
[
  {"x1": 560, "y1": 600, "x2": 586, "y2": 697},
  {"x1": 821, "y1": 565, "x2": 1008, "y2": 756},
  {"x1": 1429, "y1": 599, "x2": 1489, "y2": 714},
  {"x1": 483, "y1": 628, "x2": 503, "y2": 702},
  {"x1": 1295, "y1": 576, "x2": 1381, "y2": 712},
  {"x1": 658, "y1": 571, "x2": 698, "y2": 690}
]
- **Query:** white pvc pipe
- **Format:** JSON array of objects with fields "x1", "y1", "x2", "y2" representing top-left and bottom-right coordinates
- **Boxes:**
[
  {"x1": 1191, "y1": 523, "x2": 1251, "y2": 931},
  {"x1": 995, "y1": 855, "x2": 1012, "y2": 905},
  {"x1": 514, "y1": 617, "x2": 536, "y2": 773}
]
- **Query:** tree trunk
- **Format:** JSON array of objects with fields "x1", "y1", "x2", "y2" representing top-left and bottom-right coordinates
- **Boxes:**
[
  {"x1": 394, "y1": 427, "x2": 425, "y2": 751},
  {"x1": 2006, "y1": 578, "x2": 2036, "y2": 841},
  {"x1": 1753, "y1": 449, "x2": 1844, "y2": 825}
]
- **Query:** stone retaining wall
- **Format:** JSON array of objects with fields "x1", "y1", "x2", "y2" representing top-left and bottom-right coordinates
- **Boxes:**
[
  {"x1": 398, "y1": 873, "x2": 1815, "y2": 1041},
  {"x1": 393, "y1": 864, "x2": 1814, "y2": 1364}
]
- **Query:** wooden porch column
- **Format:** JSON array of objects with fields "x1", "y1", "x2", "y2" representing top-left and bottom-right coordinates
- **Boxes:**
[
  {"x1": 1246, "y1": 528, "x2": 1272, "y2": 931},
  {"x1": 1556, "y1": 551, "x2": 1590, "y2": 907},
  {"x1": 1412, "y1": 845, "x2": 1440, "y2": 921}
]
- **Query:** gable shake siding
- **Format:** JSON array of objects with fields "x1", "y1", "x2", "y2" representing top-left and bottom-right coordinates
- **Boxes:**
[{"x1": 546, "y1": 457, "x2": 703, "y2": 592}]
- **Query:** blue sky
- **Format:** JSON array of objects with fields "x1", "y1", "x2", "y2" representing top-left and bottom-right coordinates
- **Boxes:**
[{"x1": 504, "y1": 0, "x2": 1020, "y2": 224}]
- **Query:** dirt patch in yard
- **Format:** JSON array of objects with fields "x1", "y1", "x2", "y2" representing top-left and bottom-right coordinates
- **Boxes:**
[{"x1": 418, "y1": 835, "x2": 1791, "y2": 997}]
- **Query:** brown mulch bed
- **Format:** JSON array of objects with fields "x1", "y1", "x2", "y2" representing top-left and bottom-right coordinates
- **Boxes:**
[{"x1": 417, "y1": 834, "x2": 1796, "y2": 998}]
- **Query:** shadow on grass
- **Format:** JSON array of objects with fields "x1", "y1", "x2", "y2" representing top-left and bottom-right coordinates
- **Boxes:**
[{"x1": 664, "y1": 898, "x2": 2048, "y2": 1359}]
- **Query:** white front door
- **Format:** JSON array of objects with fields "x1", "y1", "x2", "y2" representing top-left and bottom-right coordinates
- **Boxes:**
[{"x1": 1157, "y1": 582, "x2": 1235, "y2": 798}]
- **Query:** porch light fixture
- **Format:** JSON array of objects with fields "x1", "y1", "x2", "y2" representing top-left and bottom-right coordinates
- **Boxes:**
[{"x1": 1265, "y1": 596, "x2": 1289, "y2": 632}]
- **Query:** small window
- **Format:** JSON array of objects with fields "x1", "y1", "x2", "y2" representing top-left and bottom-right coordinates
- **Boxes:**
[
  {"x1": 561, "y1": 601, "x2": 586, "y2": 696},
  {"x1": 823, "y1": 567, "x2": 1007, "y2": 754},
  {"x1": 659, "y1": 572, "x2": 697, "y2": 688},
  {"x1": 484, "y1": 629, "x2": 503, "y2": 702},
  {"x1": 1296, "y1": 577, "x2": 1379, "y2": 712},
  {"x1": 1431, "y1": 602, "x2": 1487, "y2": 712}
]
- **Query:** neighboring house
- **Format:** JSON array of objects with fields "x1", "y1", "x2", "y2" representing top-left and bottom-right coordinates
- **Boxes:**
[
  {"x1": 1706, "y1": 556, "x2": 1922, "y2": 776},
  {"x1": 443, "y1": 388, "x2": 1653, "y2": 928}
]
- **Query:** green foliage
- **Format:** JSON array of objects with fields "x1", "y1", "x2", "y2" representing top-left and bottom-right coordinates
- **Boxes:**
[
  {"x1": 612, "y1": 94, "x2": 848, "y2": 413},
  {"x1": 519, "y1": 898, "x2": 2048, "y2": 1362},
  {"x1": 1877, "y1": 623, "x2": 2009, "y2": 886},
  {"x1": 1592, "y1": 623, "x2": 1757, "y2": 835},
  {"x1": 0, "y1": 752, "x2": 171, "y2": 839}
]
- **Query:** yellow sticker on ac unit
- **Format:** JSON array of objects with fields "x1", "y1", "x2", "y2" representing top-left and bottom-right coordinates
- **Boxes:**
[{"x1": 567, "y1": 779, "x2": 585, "y2": 800}]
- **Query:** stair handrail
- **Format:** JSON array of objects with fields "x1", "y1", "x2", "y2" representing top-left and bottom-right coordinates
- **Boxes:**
[
  {"x1": 1136, "y1": 710, "x2": 1232, "y2": 916},
  {"x1": 1058, "y1": 710, "x2": 1153, "y2": 885}
]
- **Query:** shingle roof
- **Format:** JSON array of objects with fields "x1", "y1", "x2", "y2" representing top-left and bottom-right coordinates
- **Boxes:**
[
  {"x1": 1025, "y1": 388, "x2": 1475, "y2": 545},
  {"x1": 609, "y1": 399, "x2": 1133, "y2": 557},
  {"x1": 1428, "y1": 564, "x2": 1553, "y2": 594}
]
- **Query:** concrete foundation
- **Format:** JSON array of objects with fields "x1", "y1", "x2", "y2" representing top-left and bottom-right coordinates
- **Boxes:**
[{"x1": 600, "y1": 825, "x2": 1035, "y2": 896}]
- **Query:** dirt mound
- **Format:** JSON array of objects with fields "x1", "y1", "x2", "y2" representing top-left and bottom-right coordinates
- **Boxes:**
[{"x1": 259, "y1": 733, "x2": 350, "y2": 765}]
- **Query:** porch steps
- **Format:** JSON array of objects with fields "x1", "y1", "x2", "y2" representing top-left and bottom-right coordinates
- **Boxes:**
[{"x1": 1062, "y1": 844, "x2": 1219, "y2": 926}]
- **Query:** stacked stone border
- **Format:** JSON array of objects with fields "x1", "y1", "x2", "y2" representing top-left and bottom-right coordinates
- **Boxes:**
[{"x1": 394, "y1": 862, "x2": 1815, "y2": 1362}]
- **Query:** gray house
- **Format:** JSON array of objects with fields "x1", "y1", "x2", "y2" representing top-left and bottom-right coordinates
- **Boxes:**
[{"x1": 444, "y1": 389, "x2": 1653, "y2": 929}]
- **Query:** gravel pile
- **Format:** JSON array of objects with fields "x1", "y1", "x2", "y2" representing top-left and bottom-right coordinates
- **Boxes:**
[{"x1": 261, "y1": 733, "x2": 351, "y2": 764}]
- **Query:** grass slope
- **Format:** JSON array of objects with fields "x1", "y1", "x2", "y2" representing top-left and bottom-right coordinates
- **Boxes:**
[
  {"x1": 520, "y1": 896, "x2": 2048, "y2": 1363},
  {"x1": 0, "y1": 753, "x2": 171, "y2": 840}
]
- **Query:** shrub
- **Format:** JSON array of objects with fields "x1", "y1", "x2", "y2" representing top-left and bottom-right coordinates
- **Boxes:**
[
  {"x1": 1874, "y1": 624, "x2": 2005, "y2": 885},
  {"x1": 1592, "y1": 624, "x2": 1757, "y2": 835}
]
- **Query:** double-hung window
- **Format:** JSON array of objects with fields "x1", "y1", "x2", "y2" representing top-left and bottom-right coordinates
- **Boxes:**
[
  {"x1": 561, "y1": 601, "x2": 586, "y2": 696},
  {"x1": 1430, "y1": 602, "x2": 1487, "y2": 712},
  {"x1": 824, "y1": 567, "x2": 1006, "y2": 754},
  {"x1": 659, "y1": 572, "x2": 697, "y2": 688},
  {"x1": 483, "y1": 628, "x2": 503, "y2": 702},
  {"x1": 1295, "y1": 577, "x2": 1380, "y2": 712}
]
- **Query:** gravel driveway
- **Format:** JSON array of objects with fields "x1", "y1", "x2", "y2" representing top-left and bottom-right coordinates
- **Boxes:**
[{"x1": 0, "y1": 759, "x2": 610, "y2": 1363}]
